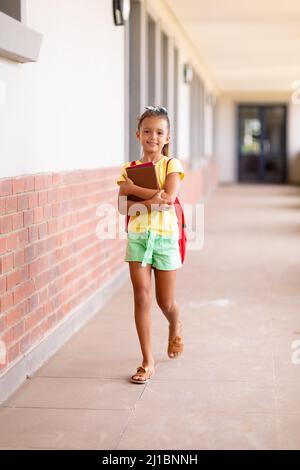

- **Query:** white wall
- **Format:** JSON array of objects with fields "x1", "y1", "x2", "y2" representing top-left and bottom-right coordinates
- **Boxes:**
[
  {"x1": 216, "y1": 97, "x2": 236, "y2": 183},
  {"x1": 0, "y1": 0, "x2": 125, "y2": 177},
  {"x1": 0, "y1": 0, "x2": 219, "y2": 179}
]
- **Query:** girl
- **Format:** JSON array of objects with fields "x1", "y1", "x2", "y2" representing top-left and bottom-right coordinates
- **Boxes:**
[{"x1": 116, "y1": 106, "x2": 185, "y2": 384}]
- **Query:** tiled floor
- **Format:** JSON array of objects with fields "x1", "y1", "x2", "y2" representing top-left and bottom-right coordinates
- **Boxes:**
[{"x1": 1, "y1": 183, "x2": 300, "y2": 449}]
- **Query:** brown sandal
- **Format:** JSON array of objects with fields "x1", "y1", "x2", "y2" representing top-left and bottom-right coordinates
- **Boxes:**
[
  {"x1": 131, "y1": 366, "x2": 154, "y2": 384},
  {"x1": 168, "y1": 321, "x2": 184, "y2": 358}
]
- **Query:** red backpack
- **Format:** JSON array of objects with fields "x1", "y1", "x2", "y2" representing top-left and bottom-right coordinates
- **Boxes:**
[{"x1": 125, "y1": 158, "x2": 187, "y2": 263}]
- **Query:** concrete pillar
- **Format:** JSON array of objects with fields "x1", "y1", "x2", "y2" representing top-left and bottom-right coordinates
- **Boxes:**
[{"x1": 129, "y1": 0, "x2": 147, "y2": 160}]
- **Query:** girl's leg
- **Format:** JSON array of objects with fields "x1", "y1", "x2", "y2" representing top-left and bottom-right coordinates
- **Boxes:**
[
  {"x1": 154, "y1": 269, "x2": 182, "y2": 358},
  {"x1": 129, "y1": 262, "x2": 155, "y2": 381}
]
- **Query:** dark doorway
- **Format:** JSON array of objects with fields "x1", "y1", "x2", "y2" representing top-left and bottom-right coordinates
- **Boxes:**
[{"x1": 238, "y1": 104, "x2": 287, "y2": 183}]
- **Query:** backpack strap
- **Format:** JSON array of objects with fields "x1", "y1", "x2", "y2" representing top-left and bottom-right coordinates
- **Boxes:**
[
  {"x1": 165, "y1": 157, "x2": 186, "y2": 263},
  {"x1": 166, "y1": 157, "x2": 173, "y2": 175}
]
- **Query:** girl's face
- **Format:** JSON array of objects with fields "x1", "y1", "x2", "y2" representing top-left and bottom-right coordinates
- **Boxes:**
[{"x1": 136, "y1": 116, "x2": 170, "y2": 154}]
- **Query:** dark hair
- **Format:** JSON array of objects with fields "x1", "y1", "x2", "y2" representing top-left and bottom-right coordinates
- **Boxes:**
[{"x1": 137, "y1": 106, "x2": 170, "y2": 157}]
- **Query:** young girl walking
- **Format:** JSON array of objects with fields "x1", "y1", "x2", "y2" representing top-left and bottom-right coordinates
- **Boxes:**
[{"x1": 117, "y1": 106, "x2": 185, "y2": 384}]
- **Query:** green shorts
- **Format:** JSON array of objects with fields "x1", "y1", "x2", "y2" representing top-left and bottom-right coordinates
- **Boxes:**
[{"x1": 125, "y1": 231, "x2": 182, "y2": 271}]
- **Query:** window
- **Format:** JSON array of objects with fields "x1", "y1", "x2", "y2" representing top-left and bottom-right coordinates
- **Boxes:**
[
  {"x1": 0, "y1": 0, "x2": 22, "y2": 22},
  {"x1": 0, "y1": 0, "x2": 42, "y2": 63}
]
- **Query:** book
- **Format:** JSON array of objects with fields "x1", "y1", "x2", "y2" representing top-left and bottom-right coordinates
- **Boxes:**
[{"x1": 126, "y1": 162, "x2": 160, "y2": 201}]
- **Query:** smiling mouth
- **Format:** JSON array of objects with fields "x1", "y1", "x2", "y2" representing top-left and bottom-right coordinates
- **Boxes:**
[{"x1": 147, "y1": 142, "x2": 158, "y2": 145}]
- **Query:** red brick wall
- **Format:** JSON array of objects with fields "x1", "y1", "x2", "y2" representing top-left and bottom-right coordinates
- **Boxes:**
[
  {"x1": 182, "y1": 159, "x2": 219, "y2": 203},
  {"x1": 0, "y1": 160, "x2": 219, "y2": 375},
  {"x1": 0, "y1": 168, "x2": 125, "y2": 373}
]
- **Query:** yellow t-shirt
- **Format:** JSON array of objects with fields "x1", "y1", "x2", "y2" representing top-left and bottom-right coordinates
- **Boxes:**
[{"x1": 116, "y1": 156, "x2": 185, "y2": 236}]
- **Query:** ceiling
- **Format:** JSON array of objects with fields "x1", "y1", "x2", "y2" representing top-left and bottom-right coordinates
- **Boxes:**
[{"x1": 165, "y1": 0, "x2": 300, "y2": 93}]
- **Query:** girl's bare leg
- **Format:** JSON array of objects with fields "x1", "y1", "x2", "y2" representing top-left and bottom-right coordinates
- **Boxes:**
[
  {"x1": 129, "y1": 262, "x2": 155, "y2": 381},
  {"x1": 154, "y1": 269, "x2": 182, "y2": 358}
]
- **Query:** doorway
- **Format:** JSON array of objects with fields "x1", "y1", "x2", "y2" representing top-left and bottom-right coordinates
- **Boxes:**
[{"x1": 238, "y1": 104, "x2": 287, "y2": 183}]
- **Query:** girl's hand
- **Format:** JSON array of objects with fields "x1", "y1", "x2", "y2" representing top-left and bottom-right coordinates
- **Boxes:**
[
  {"x1": 160, "y1": 191, "x2": 173, "y2": 203},
  {"x1": 121, "y1": 174, "x2": 135, "y2": 195},
  {"x1": 149, "y1": 190, "x2": 172, "y2": 211}
]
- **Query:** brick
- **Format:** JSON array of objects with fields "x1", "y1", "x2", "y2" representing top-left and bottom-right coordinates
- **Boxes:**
[
  {"x1": 6, "y1": 232, "x2": 19, "y2": 251},
  {"x1": 0, "y1": 291, "x2": 13, "y2": 312},
  {"x1": 17, "y1": 194, "x2": 29, "y2": 211},
  {"x1": 29, "y1": 259, "x2": 41, "y2": 278},
  {"x1": 23, "y1": 279, "x2": 34, "y2": 298},
  {"x1": 18, "y1": 229, "x2": 28, "y2": 246},
  {"x1": 0, "y1": 215, "x2": 13, "y2": 234},
  {"x1": 12, "y1": 320, "x2": 25, "y2": 341},
  {"x1": 12, "y1": 177, "x2": 25, "y2": 194},
  {"x1": 25, "y1": 306, "x2": 44, "y2": 332},
  {"x1": 47, "y1": 219, "x2": 57, "y2": 234},
  {"x1": 62, "y1": 187, "x2": 72, "y2": 200},
  {"x1": 47, "y1": 189, "x2": 59, "y2": 204},
  {"x1": 5, "y1": 306, "x2": 22, "y2": 329},
  {"x1": 0, "y1": 237, "x2": 7, "y2": 255},
  {"x1": 24, "y1": 209, "x2": 34, "y2": 227},
  {"x1": 20, "y1": 333, "x2": 31, "y2": 354},
  {"x1": 39, "y1": 289, "x2": 49, "y2": 306},
  {"x1": 38, "y1": 191, "x2": 48, "y2": 206},
  {"x1": 12, "y1": 212, "x2": 23, "y2": 230},
  {"x1": 7, "y1": 270, "x2": 21, "y2": 290},
  {"x1": 28, "y1": 193, "x2": 38, "y2": 209},
  {"x1": 52, "y1": 173, "x2": 63, "y2": 186},
  {"x1": 29, "y1": 293, "x2": 39, "y2": 311},
  {"x1": 0, "y1": 179, "x2": 12, "y2": 197},
  {"x1": 38, "y1": 222, "x2": 48, "y2": 240},
  {"x1": 35, "y1": 174, "x2": 52, "y2": 191},
  {"x1": 5, "y1": 196, "x2": 18, "y2": 214},
  {"x1": 0, "y1": 198, "x2": 5, "y2": 215},
  {"x1": 33, "y1": 207, "x2": 44, "y2": 224},
  {"x1": 13, "y1": 176, "x2": 34, "y2": 195},
  {"x1": 43, "y1": 205, "x2": 52, "y2": 220},
  {"x1": 19, "y1": 265, "x2": 29, "y2": 283},
  {"x1": 24, "y1": 176, "x2": 35, "y2": 192},
  {"x1": 47, "y1": 311, "x2": 57, "y2": 329},
  {"x1": 13, "y1": 249, "x2": 25, "y2": 268},
  {"x1": 28, "y1": 225, "x2": 39, "y2": 242},
  {"x1": 52, "y1": 203, "x2": 61, "y2": 217},
  {"x1": 7, "y1": 342, "x2": 20, "y2": 363},
  {"x1": 0, "y1": 275, "x2": 6, "y2": 294},
  {"x1": 13, "y1": 280, "x2": 34, "y2": 306},
  {"x1": 0, "y1": 253, "x2": 14, "y2": 274},
  {"x1": 0, "y1": 314, "x2": 6, "y2": 333},
  {"x1": 24, "y1": 245, "x2": 36, "y2": 263}
]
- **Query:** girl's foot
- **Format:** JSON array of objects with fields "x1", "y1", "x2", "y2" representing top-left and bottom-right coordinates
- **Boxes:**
[
  {"x1": 168, "y1": 320, "x2": 184, "y2": 358},
  {"x1": 131, "y1": 362, "x2": 155, "y2": 384}
]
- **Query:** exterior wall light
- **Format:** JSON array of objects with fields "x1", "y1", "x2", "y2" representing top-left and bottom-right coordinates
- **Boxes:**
[
  {"x1": 113, "y1": 0, "x2": 131, "y2": 26},
  {"x1": 183, "y1": 63, "x2": 193, "y2": 83}
]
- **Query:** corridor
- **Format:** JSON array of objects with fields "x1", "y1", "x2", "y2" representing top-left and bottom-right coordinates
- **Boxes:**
[{"x1": 0, "y1": 183, "x2": 299, "y2": 450}]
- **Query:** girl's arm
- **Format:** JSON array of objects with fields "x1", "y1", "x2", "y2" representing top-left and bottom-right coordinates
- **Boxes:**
[
  {"x1": 162, "y1": 172, "x2": 182, "y2": 203},
  {"x1": 121, "y1": 174, "x2": 160, "y2": 200},
  {"x1": 118, "y1": 184, "x2": 171, "y2": 216}
]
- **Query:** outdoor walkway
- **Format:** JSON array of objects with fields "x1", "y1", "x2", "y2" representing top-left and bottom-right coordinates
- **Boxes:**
[{"x1": 0, "y1": 183, "x2": 300, "y2": 450}]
